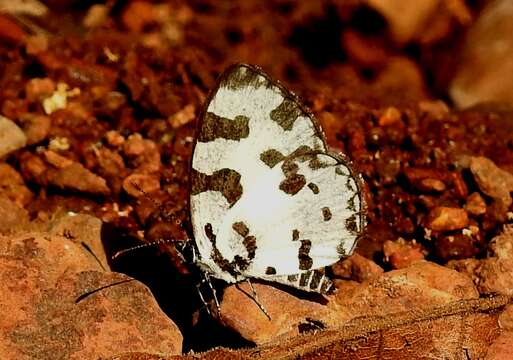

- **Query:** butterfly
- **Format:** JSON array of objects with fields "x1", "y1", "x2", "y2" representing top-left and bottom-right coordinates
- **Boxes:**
[{"x1": 189, "y1": 63, "x2": 365, "y2": 303}]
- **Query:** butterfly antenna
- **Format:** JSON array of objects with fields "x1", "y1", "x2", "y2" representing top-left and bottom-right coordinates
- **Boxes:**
[
  {"x1": 111, "y1": 238, "x2": 180, "y2": 260},
  {"x1": 131, "y1": 181, "x2": 175, "y2": 222}
]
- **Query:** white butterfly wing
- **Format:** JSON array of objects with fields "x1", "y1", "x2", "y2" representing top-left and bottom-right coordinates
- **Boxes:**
[{"x1": 190, "y1": 64, "x2": 364, "y2": 289}]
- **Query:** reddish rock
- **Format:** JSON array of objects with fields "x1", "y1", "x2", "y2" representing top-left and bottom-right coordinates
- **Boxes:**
[
  {"x1": 25, "y1": 34, "x2": 49, "y2": 55},
  {"x1": 366, "y1": 0, "x2": 441, "y2": 43},
  {"x1": 417, "y1": 178, "x2": 446, "y2": 192},
  {"x1": 465, "y1": 192, "x2": 487, "y2": 216},
  {"x1": 48, "y1": 213, "x2": 110, "y2": 271},
  {"x1": 121, "y1": 1, "x2": 158, "y2": 33},
  {"x1": 25, "y1": 77, "x2": 55, "y2": 102},
  {"x1": 417, "y1": 100, "x2": 449, "y2": 120},
  {"x1": 451, "y1": 171, "x2": 469, "y2": 199},
  {"x1": 0, "y1": 230, "x2": 182, "y2": 358},
  {"x1": 169, "y1": 104, "x2": 196, "y2": 129},
  {"x1": 0, "y1": 197, "x2": 29, "y2": 233},
  {"x1": 499, "y1": 304, "x2": 513, "y2": 330},
  {"x1": 105, "y1": 130, "x2": 126, "y2": 147},
  {"x1": 436, "y1": 233, "x2": 479, "y2": 261},
  {"x1": 51, "y1": 162, "x2": 110, "y2": 195},
  {"x1": 334, "y1": 261, "x2": 479, "y2": 313},
  {"x1": 43, "y1": 149, "x2": 73, "y2": 168},
  {"x1": 0, "y1": 163, "x2": 33, "y2": 207},
  {"x1": 220, "y1": 262, "x2": 478, "y2": 345},
  {"x1": 378, "y1": 106, "x2": 402, "y2": 127},
  {"x1": 469, "y1": 156, "x2": 513, "y2": 220},
  {"x1": 0, "y1": 14, "x2": 27, "y2": 44},
  {"x1": 83, "y1": 4, "x2": 109, "y2": 29},
  {"x1": 123, "y1": 173, "x2": 161, "y2": 197},
  {"x1": 426, "y1": 206, "x2": 469, "y2": 231},
  {"x1": 383, "y1": 238, "x2": 425, "y2": 269},
  {"x1": 123, "y1": 134, "x2": 161, "y2": 174},
  {"x1": 96, "y1": 147, "x2": 127, "y2": 176},
  {"x1": 332, "y1": 253, "x2": 384, "y2": 281},
  {"x1": 0, "y1": 115, "x2": 27, "y2": 158},
  {"x1": 450, "y1": 226, "x2": 513, "y2": 296},
  {"x1": 485, "y1": 331, "x2": 513, "y2": 360},
  {"x1": 41, "y1": 153, "x2": 111, "y2": 196},
  {"x1": 450, "y1": 0, "x2": 513, "y2": 107},
  {"x1": 19, "y1": 114, "x2": 51, "y2": 145}
]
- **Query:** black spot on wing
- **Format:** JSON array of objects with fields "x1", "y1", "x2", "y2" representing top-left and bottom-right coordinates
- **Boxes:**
[
  {"x1": 346, "y1": 177, "x2": 355, "y2": 192},
  {"x1": 198, "y1": 112, "x2": 249, "y2": 142},
  {"x1": 287, "y1": 274, "x2": 298, "y2": 282},
  {"x1": 299, "y1": 271, "x2": 311, "y2": 287},
  {"x1": 320, "y1": 277, "x2": 333, "y2": 294},
  {"x1": 309, "y1": 270, "x2": 324, "y2": 290},
  {"x1": 279, "y1": 159, "x2": 306, "y2": 195},
  {"x1": 191, "y1": 168, "x2": 243, "y2": 206},
  {"x1": 345, "y1": 214, "x2": 358, "y2": 234},
  {"x1": 322, "y1": 207, "x2": 332, "y2": 221},
  {"x1": 220, "y1": 65, "x2": 270, "y2": 90},
  {"x1": 307, "y1": 182, "x2": 319, "y2": 194},
  {"x1": 232, "y1": 221, "x2": 249, "y2": 237},
  {"x1": 292, "y1": 229, "x2": 300, "y2": 241},
  {"x1": 260, "y1": 149, "x2": 284, "y2": 168},
  {"x1": 270, "y1": 98, "x2": 302, "y2": 131},
  {"x1": 265, "y1": 266, "x2": 276, "y2": 275},
  {"x1": 298, "y1": 239, "x2": 313, "y2": 270},
  {"x1": 335, "y1": 166, "x2": 349, "y2": 176},
  {"x1": 231, "y1": 221, "x2": 257, "y2": 271}
]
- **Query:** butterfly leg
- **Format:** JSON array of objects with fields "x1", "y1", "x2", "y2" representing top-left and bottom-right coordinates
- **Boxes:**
[
  {"x1": 195, "y1": 281, "x2": 212, "y2": 316},
  {"x1": 245, "y1": 279, "x2": 271, "y2": 320}
]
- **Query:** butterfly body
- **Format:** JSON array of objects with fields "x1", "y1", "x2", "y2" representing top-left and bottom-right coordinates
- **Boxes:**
[{"x1": 189, "y1": 64, "x2": 364, "y2": 294}]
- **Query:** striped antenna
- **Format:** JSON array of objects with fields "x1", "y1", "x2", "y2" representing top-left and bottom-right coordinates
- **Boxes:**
[{"x1": 111, "y1": 238, "x2": 187, "y2": 260}]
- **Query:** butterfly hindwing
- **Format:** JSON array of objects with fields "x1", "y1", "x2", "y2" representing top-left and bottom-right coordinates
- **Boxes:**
[{"x1": 190, "y1": 64, "x2": 364, "y2": 290}]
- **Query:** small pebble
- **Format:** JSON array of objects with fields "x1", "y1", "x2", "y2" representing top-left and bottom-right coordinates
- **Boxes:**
[{"x1": 426, "y1": 206, "x2": 469, "y2": 231}]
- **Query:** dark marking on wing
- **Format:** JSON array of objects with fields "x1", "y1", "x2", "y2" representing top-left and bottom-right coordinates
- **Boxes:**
[
  {"x1": 289, "y1": 145, "x2": 315, "y2": 160},
  {"x1": 336, "y1": 242, "x2": 348, "y2": 256},
  {"x1": 299, "y1": 271, "x2": 311, "y2": 287},
  {"x1": 260, "y1": 149, "x2": 285, "y2": 168},
  {"x1": 308, "y1": 156, "x2": 331, "y2": 170},
  {"x1": 287, "y1": 274, "x2": 298, "y2": 282},
  {"x1": 279, "y1": 159, "x2": 306, "y2": 195},
  {"x1": 322, "y1": 207, "x2": 332, "y2": 221},
  {"x1": 204, "y1": 222, "x2": 255, "y2": 274},
  {"x1": 204, "y1": 223, "x2": 239, "y2": 277},
  {"x1": 320, "y1": 277, "x2": 333, "y2": 293},
  {"x1": 232, "y1": 221, "x2": 249, "y2": 237},
  {"x1": 191, "y1": 168, "x2": 243, "y2": 206},
  {"x1": 242, "y1": 236, "x2": 257, "y2": 262},
  {"x1": 335, "y1": 166, "x2": 348, "y2": 176},
  {"x1": 345, "y1": 214, "x2": 358, "y2": 234},
  {"x1": 347, "y1": 195, "x2": 356, "y2": 212},
  {"x1": 292, "y1": 229, "x2": 300, "y2": 241},
  {"x1": 198, "y1": 112, "x2": 249, "y2": 142},
  {"x1": 298, "y1": 239, "x2": 313, "y2": 270},
  {"x1": 220, "y1": 65, "x2": 270, "y2": 90},
  {"x1": 309, "y1": 271, "x2": 324, "y2": 290},
  {"x1": 231, "y1": 221, "x2": 257, "y2": 271},
  {"x1": 346, "y1": 177, "x2": 355, "y2": 192},
  {"x1": 270, "y1": 98, "x2": 302, "y2": 131},
  {"x1": 308, "y1": 182, "x2": 319, "y2": 194},
  {"x1": 265, "y1": 266, "x2": 276, "y2": 275}
]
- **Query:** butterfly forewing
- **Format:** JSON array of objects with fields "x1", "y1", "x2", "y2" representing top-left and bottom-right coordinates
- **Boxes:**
[{"x1": 190, "y1": 64, "x2": 364, "y2": 290}]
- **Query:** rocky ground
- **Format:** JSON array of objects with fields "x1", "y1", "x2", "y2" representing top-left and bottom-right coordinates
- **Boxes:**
[{"x1": 1, "y1": 0, "x2": 513, "y2": 359}]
